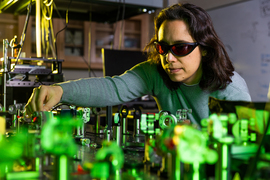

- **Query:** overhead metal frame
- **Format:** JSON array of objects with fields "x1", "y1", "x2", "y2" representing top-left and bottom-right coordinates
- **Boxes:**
[{"x1": 0, "y1": 0, "x2": 163, "y2": 23}]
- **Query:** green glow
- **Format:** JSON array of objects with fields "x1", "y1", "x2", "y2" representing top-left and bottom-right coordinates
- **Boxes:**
[
  {"x1": 235, "y1": 106, "x2": 270, "y2": 134},
  {"x1": 233, "y1": 172, "x2": 241, "y2": 180},
  {"x1": 250, "y1": 133, "x2": 256, "y2": 141},
  {"x1": 131, "y1": 168, "x2": 137, "y2": 176},
  {"x1": 41, "y1": 114, "x2": 81, "y2": 156},
  {"x1": 91, "y1": 162, "x2": 109, "y2": 178},
  {"x1": 148, "y1": 114, "x2": 155, "y2": 119},
  {"x1": 222, "y1": 144, "x2": 228, "y2": 180},
  {"x1": 174, "y1": 125, "x2": 218, "y2": 164},
  {"x1": 222, "y1": 170, "x2": 227, "y2": 180},
  {"x1": 59, "y1": 155, "x2": 68, "y2": 180},
  {"x1": 193, "y1": 162, "x2": 199, "y2": 180},
  {"x1": 249, "y1": 118, "x2": 255, "y2": 126},
  {"x1": 200, "y1": 118, "x2": 208, "y2": 126},
  {"x1": 140, "y1": 114, "x2": 147, "y2": 133},
  {"x1": 13, "y1": 115, "x2": 16, "y2": 127},
  {"x1": 115, "y1": 172, "x2": 121, "y2": 180},
  {"x1": 6, "y1": 171, "x2": 39, "y2": 179},
  {"x1": 222, "y1": 145, "x2": 228, "y2": 168},
  {"x1": 112, "y1": 159, "x2": 118, "y2": 166},
  {"x1": 221, "y1": 136, "x2": 234, "y2": 144},
  {"x1": 96, "y1": 116, "x2": 99, "y2": 134},
  {"x1": 114, "y1": 113, "x2": 120, "y2": 123},
  {"x1": 174, "y1": 155, "x2": 181, "y2": 180},
  {"x1": 146, "y1": 122, "x2": 155, "y2": 134},
  {"x1": 35, "y1": 157, "x2": 40, "y2": 171},
  {"x1": 0, "y1": 128, "x2": 27, "y2": 162},
  {"x1": 5, "y1": 165, "x2": 8, "y2": 173},
  {"x1": 228, "y1": 113, "x2": 237, "y2": 124},
  {"x1": 240, "y1": 119, "x2": 248, "y2": 142},
  {"x1": 116, "y1": 169, "x2": 120, "y2": 176},
  {"x1": 95, "y1": 141, "x2": 124, "y2": 171},
  {"x1": 261, "y1": 147, "x2": 265, "y2": 154},
  {"x1": 209, "y1": 114, "x2": 223, "y2": 139}
]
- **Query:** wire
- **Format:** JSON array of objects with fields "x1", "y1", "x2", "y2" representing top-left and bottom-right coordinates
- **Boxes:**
[
  {"x1": 54, "y1": 0, "x2": 73, "y2": 61},
  {"x1": 50, "y1": 103, "x2": 71, "y2": 111},
  {"x1": 6, "y1": 74, "x2": 27, "y2": 82},
  {"x1": 53, "y1": 0, "x2": 97, "y2": 77},
  {"x1": 41, "y1": 0, "x2": 56, "y2": 59},
  {"x1": 118, "y1": 0, "x2": 126, "y2": 50},
  {"x1": 34, "y1": 78, "x2": 44, "y2": 85},
  {"x1": 43, "y1": 0, "x2": 53, "y2": 7},
  {"x1": 42, "y1": 2, "x2": 53, "y2": 20},
  {"x1": 9, "y1": 0, "x2": 32, "y2": 73},
  {"x1": 111, "y1": 1, "x2": 121, "y2": 49}
]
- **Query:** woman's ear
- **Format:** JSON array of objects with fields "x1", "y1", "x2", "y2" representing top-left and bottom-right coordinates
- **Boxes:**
[{"x1": 202, "y1": 50, "x2": 207, "y2": 57}]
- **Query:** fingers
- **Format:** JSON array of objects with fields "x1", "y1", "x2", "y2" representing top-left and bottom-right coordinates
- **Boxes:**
[
  {"x1": 25, "y1": 86, "x2": 40, "y2": 116},
  {"x1": 42, "y1": 86, "x2": 63, "y2": 111},
  {"x1": 24, "y1": 85, "x2": 51, "y2": 116},
  {"x1": 43, "y1": 97, "x2": 57, "y2": 111},
  {"x1": 24, "y1": 85, "x2": 63, "y2": 117},
  {"x1": 37, "y1": 85, "x2": 48, "y2": 111}
]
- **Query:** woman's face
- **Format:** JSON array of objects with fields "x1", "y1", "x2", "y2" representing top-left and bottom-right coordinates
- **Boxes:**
[{"x1": 158, "y1": 20, "x2": 203, "y2": 85}]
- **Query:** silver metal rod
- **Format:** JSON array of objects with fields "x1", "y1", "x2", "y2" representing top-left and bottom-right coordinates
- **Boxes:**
[
  {"x1": 77, "y1": 126, "x2": 81, "y2": 136},
  {"x1": 122, "y1": 117, "x2": 126, "y2": 146},
  {"x1": 106, "y1": 130, "x2": 110, "y2": 142},
  {"x1": 82, "y1": 124, "x2": 85, "y2": 137},
  {"x1": 2, "y1": 39, "x2": 8, "y2": 111},
  {"x1": 116, "y1": 126, "x2": 121, "y2": 146}
]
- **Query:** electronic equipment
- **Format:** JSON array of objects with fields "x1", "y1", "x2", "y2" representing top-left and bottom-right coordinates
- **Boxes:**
[
  {"x1": 0, "y1": 99, "x2": 269, "y2": 180},
  {"x1": 1, "y1": 47, "x2": 64, "y2": 126},
  {"x1": 11, "y1": 64, "x2": 52, "y2": 75}
]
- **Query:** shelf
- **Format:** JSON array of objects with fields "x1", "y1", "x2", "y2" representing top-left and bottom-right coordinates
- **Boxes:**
[
  {"x1": 124, "y1": 30, "x2": 141, "y2": 35},
  {"x1": 66, "y1": 20, "x2": 84, "y2": 29},
  {"x1": 65, "y1": 44, "x2": 84, "y2": 48},
  {"x1": 9, "y1": 57, "x2": 64, "y2": 62},
  {"x1": 0, "y1": 13, "x2": 18, "y2": 58},
  {"x1": 8, "y1": 13, "x2": 151, "y2": 70},
  {"x1": 95, "y1": 23, "x2": 114, "y2": 31},
  {"x1": 95, "y1": 27, "x2": 114, "y2": 33},
  {"x1": 0, "y1": 18, "x2": 17, "y2": 24}
]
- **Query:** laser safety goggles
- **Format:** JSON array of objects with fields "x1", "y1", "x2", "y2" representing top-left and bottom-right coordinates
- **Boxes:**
[{"x1": 154, "y1": 41, "x2": 199, "y2": 57}]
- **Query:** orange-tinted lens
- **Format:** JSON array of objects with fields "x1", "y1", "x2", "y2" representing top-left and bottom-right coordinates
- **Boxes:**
[
  {"x1": 155, "y1": 43, "x2": 166, "y2": 55},
  {"x1": 155, "y1": 42, "x2": 198, "y2": 56},
  {"x1": 171, "y1": 44, "x2": 194, "y2": 56}
]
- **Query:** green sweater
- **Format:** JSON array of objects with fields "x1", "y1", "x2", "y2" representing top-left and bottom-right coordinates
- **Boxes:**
[{"x1": 58, "y1": 60, "x2": 251, "y2": 125}]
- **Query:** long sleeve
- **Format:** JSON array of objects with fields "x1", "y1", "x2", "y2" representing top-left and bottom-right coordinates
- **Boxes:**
[
  {"x1": 57, "y1": 61, "x2": 156, "y2": 107},
  {"x1": 56, "y1": 60, "x2": 252, "y2": 125}
]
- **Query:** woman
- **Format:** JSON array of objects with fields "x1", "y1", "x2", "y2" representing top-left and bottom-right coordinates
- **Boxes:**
[{"x1": 25, "y1": 3, "x2": 251, "y2": 126}]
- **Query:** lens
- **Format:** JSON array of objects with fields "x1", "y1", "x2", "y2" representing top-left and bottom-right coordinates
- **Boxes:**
[
  {"x1": 155, "y1": 43, "x2": 166, "y2": 55},
  {"x1": 155, "y1": 42, "x2": 198, "y2": 56},
  {"x1": 172, "y1": 44, "x2": 193, "y2": 56}
]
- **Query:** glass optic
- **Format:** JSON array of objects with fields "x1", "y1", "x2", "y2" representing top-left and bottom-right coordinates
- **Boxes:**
[{"x1": 155, "y1": 42, "x2": 199, "y2": 57}]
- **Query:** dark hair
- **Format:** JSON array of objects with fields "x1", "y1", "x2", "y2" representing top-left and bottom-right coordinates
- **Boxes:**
[{"x1": 144, "y1": 3, "x2": 234, "y2": 92}]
